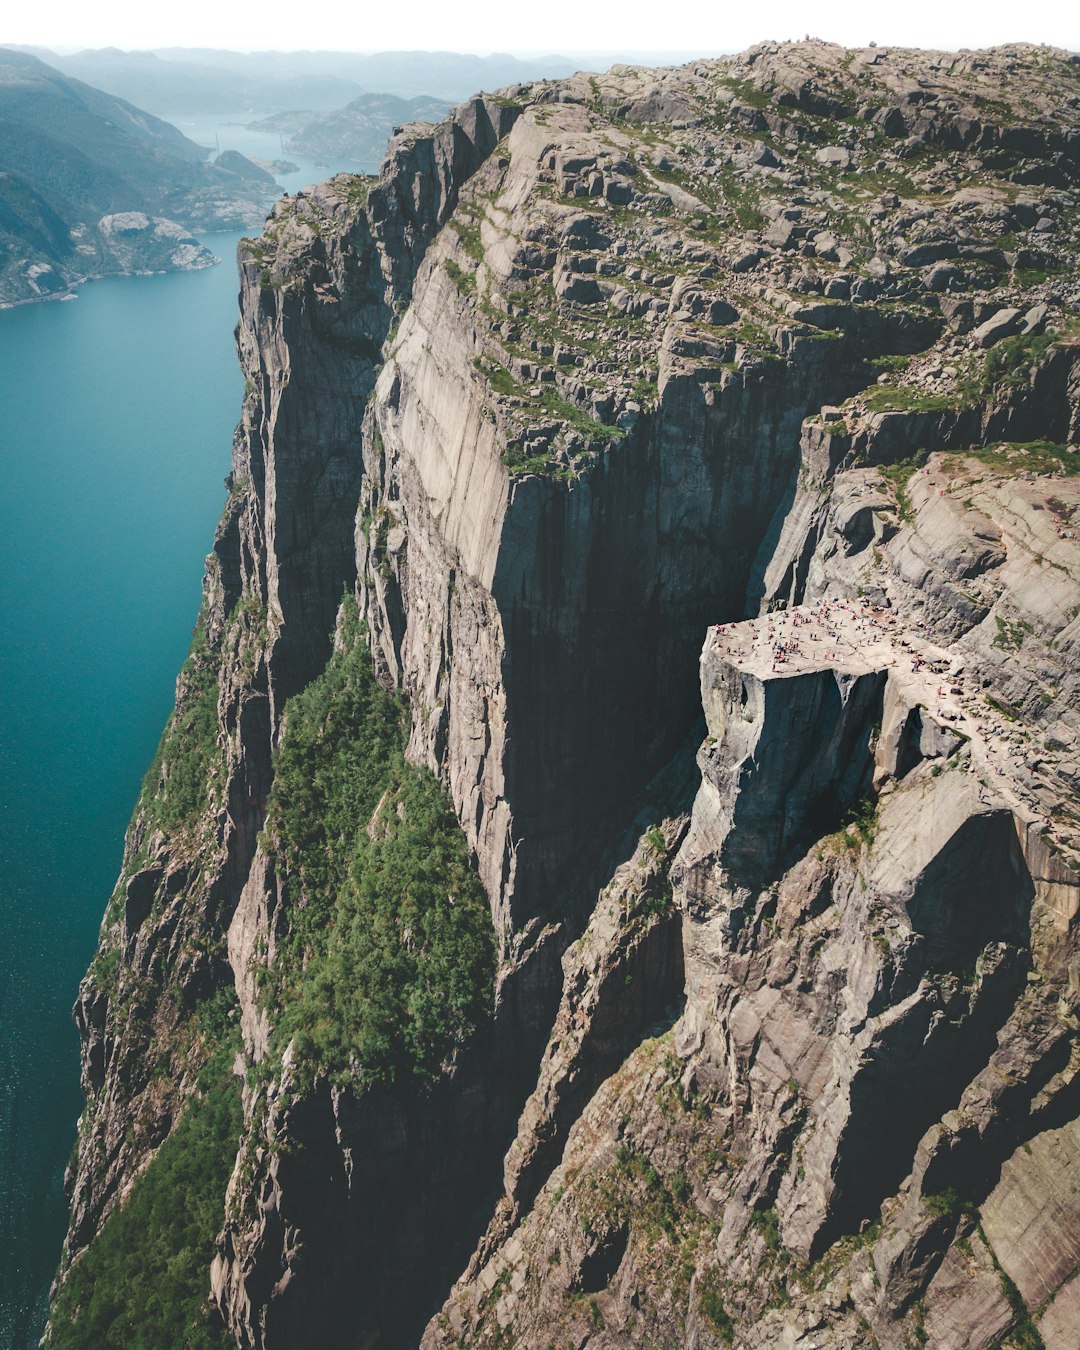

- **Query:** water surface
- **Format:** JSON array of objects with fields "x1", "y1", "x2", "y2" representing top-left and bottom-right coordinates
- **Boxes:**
[{"x1": 0, "y1": 125, "x2": 373, "y2": 1347}]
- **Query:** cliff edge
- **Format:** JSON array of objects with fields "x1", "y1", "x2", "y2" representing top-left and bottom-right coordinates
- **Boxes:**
[{"x1": 49, "y1": 39, "x2": 1080, "y2": 1350}]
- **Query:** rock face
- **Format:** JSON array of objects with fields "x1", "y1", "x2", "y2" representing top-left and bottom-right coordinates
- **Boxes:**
[{"x1": 54, "y1": 39, "x2": 1080, "y2": 1350}]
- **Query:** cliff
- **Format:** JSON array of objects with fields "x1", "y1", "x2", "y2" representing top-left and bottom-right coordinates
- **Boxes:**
[{"x1": 50, "y1": 39, "x2": 1080, "y2": 1350}]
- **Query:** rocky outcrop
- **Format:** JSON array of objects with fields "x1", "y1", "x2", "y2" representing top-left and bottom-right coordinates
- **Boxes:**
[
  {"x1": 56, "y1": 38, "x2": 1080, "y2": 1350},
  {"x1": 96, "y1": 211, "x2": 217, "y2": 273}
]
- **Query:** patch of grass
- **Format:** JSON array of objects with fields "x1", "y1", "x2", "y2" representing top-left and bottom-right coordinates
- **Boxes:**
[
  {"x1": 880, "y1": 452, "x2": 928, "y2": 524},
  {"x1": 957, "y1": 440, "x2": 1078, "y2": 477},
  {"x1": 445, "y1": 259, "x2": 476, "y2": 295},
  {"x1": 717, "y1": 76, "x2": 774, "y2": 112},
  {"x1": 613, "y1": 1146, "x2": 682, "y2": 1240},
  {"x1": 844, "y1": 795, "x2": 880, "y2": 847},
  {"x1": 924, "y1": 1187, "x2": 976, "y2": 1221},
  {"x1": 449, "y1": 213, "x2": 485, "y2": 264},
  {"x1": 979, "y1": 1223, "x2": 1045, "y2": 1350},
  {"x1": 535, "y1": 386, "x2": 624, "y2": 443},
  {"x1": 751, "y1": 1205, "x2": 782, "y2": 1251},
  {"x1": 863, "y1": 384, "x2": 955, "y2": 414},
  {"x1": 976, "y1": 332, "x2": 1055, "y2": 398},
  {"x1": 632, "y1": 375, "x2": 659, "y2": 406},
  {"x1": 267, "y1": 621, "x2": 404, "y2": 906},
  {"x1": 473, "y1": 356, "x2": 522, "y2": 398},
  {"x1": 869, "y1": 353, "x2": 912, "y2": 374},
  {"x1": 697, "y1": 1272, "x2": 735, "y2": 1343},
  {"x1": 643, "y1": 826, "x2": 667, "y2": 856},
  {"x1": 984, "y1": 694, "x2": 1021, "y2": 722},
  {"x1": 994, "y1": 615, "x2": 1033, "y2": 651},
  {"x1": 335, "y1": 174, "x2": 375, "y2": 208}
]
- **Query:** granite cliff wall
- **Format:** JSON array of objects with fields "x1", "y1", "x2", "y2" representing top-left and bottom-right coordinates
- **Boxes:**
[{"x1": 54, "y1": 40, "x2": 1080, "y2": 1350}]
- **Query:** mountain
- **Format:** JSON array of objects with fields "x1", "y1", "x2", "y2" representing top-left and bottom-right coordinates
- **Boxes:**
[
  {"x1": 48, "y1": 41, "x2": 1080, "y2": 1350},
  {"x1": 0, "y1": 48, "x2": 278, "y2": 305},
  {"x1": 252, "y1": 93, "x2": 454, "y2": 162},
  {"x1": 21, "y1": 47, "x2": 580, "y2": 116}
]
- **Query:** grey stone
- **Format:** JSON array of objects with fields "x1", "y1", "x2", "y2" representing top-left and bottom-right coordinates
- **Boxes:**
[
  {"x1": 815, "y1": 145, "x2": 852, "y2": 169},
  {"x1": 1019, "y1": 302, "x2": 1049, "y2": 336},
  {"x1": 971, "y1": 307, "x2": 1023, "y2": 348}
]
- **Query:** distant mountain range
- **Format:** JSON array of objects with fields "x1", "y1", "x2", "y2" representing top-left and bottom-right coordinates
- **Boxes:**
[
  {"x1": 10, "y1": 47, "x2": 580, "y2": 116},
  {"x1": 252, "y1": 92, "x2": 454, "y2": 163},
  {"x1": 0, "y1": 48, "x2": 278, "y2": 305},
  {"x1": 0, "y1": 45, "x2": 592, "y2": 306}
]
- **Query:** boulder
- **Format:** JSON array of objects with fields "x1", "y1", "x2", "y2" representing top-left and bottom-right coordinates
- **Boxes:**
[
  {"x1": 1019, "y1": 302, "x2": 1049, "y2": 336},
  {"x1": 750, "y1": 140, "x2": 780, "y2": 168},
  {"x1": 815, "y1": 145, "x2": 852, "y2": 169},
  {"x1": 971, "y1": 307, "x2": 1022, "y2": 348}
]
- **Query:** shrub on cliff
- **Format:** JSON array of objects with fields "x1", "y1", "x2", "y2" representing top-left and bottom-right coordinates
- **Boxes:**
[
  {"x1": 47, "y1": 1015, "x2": 241, "y2": 1348},
  {"x1": 137, "y1": 620, "x2": 222, "y2": 839},
  {"x1": 265, "y1": 611, "x2": 495, "y2": 1090}
]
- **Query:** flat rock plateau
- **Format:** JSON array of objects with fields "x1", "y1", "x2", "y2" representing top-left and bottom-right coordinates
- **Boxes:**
[{"x1": 48, "y1": 38, "x2": 1080, "y2": 1350}]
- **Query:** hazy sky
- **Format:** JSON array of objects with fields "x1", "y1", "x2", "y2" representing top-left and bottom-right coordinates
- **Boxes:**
[{"x1": 3, "y1": 0, "x2": 1076, "y2": 55}]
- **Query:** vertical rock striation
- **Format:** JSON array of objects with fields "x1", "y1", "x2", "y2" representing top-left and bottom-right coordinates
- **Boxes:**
[{"x1": 55, "y1": 40, "x2": 1080, "y2": 1350}]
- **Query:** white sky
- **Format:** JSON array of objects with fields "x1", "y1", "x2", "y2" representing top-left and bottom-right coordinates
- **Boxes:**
[{"x1": 2, "y1": 0, "x2": 1076, "y2": 56}]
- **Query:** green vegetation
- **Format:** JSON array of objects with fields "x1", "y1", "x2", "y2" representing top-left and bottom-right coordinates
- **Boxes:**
[
  {"x1": 734, "y1": 317, "x2": 781, "y2": 360},
  {"x1": 985, "y1": 693, "x2": 1022, "y2": 722},
  {"x1": 448, "y1": 208, "x2": 485, "y2": 264},
  {"x1": 975, "y1": 332, "x2": 1055, "y2": 398},
  {"x1": 697, "y1": 1272, "x2": 735, "y2": 1343},
  {"x1": 535, "y1": 386, "x2": 625, "y2": 443},
  {"x1": 862, "y1": 384, "x2": 955, "y2": 414},
  {"x1": 869, "y1": 353, "x2": 912, "y2": 375},
  {"x1": 632, "y1": 375, "x2": 659, "y2": 407},
  {"x1": 471, "y1": 349, "x2": 624, "y2": 474},
  {"x1": 335, "y1": 174, "x2": 375, "y2": 208},
  {"x1": 750, "y1": 1205, "x2": 782, "y2": 1251},
  {"x1": 613, "y1": 1146, "x2": 686, "y2": 1240},
  {"x1": 996, "y1": 1269, "x2": 1046, "y2": 1349},
  {"x1": 445, "y1": 258, "x2": 476, "y2": 295},
  {"x1": 226, "y1": 592, "x2": 269, "y2": 684},
  {"x1": 473, "y1": 356, "x2": 522, "y2": 397},
  {"x1": 265, "y1": 610, "x2": 495, "y2": 1088},
  {"x1": 717, "y1": 76, "x2": 774, "y2": 113},
  {"x1": 994, "y1": 615, "x2": 1033, "y2": 651},
  {"x1": 880, "y1": 453, "x2": 928, "y2": 524},
  {"x1": 947, "y1": 440, "x2": 1079, "y2": 477},
  {"x1": 978, "y1": 1223, "x2": 1046, "y2": 1350},
  {"x1": 818, "y1": 792, "x2": 882, "y2": 857},
  {"x1": 48, "y1": 1007, "x2": 242, "y2": 1349},
  {"x1": 843, "y1": 795, "x2": 880, "y2": 848},
  {"x1": 924, "y1": 1188, "x2": 976, "y2": 1222},
  {"x1": 643, "y1": 826, "x2": 667, "y2": 856},
  {"x1": 138, "y1": 621, "x2": 221, "y2": 839}
]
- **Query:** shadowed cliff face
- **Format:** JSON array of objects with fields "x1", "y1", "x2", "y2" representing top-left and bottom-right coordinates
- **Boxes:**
[
  {"x1": 362, "y1": 285, "x2": 871, "y2": 949},
  {"x1": 56, "y1": 39, "x2": 1080, "y2": 1350}
]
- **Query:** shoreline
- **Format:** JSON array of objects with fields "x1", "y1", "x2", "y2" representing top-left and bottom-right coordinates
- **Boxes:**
[{"x1": 0, "y1": 252, "x2": 227, "y2": 311}]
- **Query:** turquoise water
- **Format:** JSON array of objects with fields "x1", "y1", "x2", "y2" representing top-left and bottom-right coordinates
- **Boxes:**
[
  {"x1": 0, "y1": 234, "x2": 246, "y2": 1348},
  {"x1": 0, "y1": 121, "x2": 371, "y2": 1347}
]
